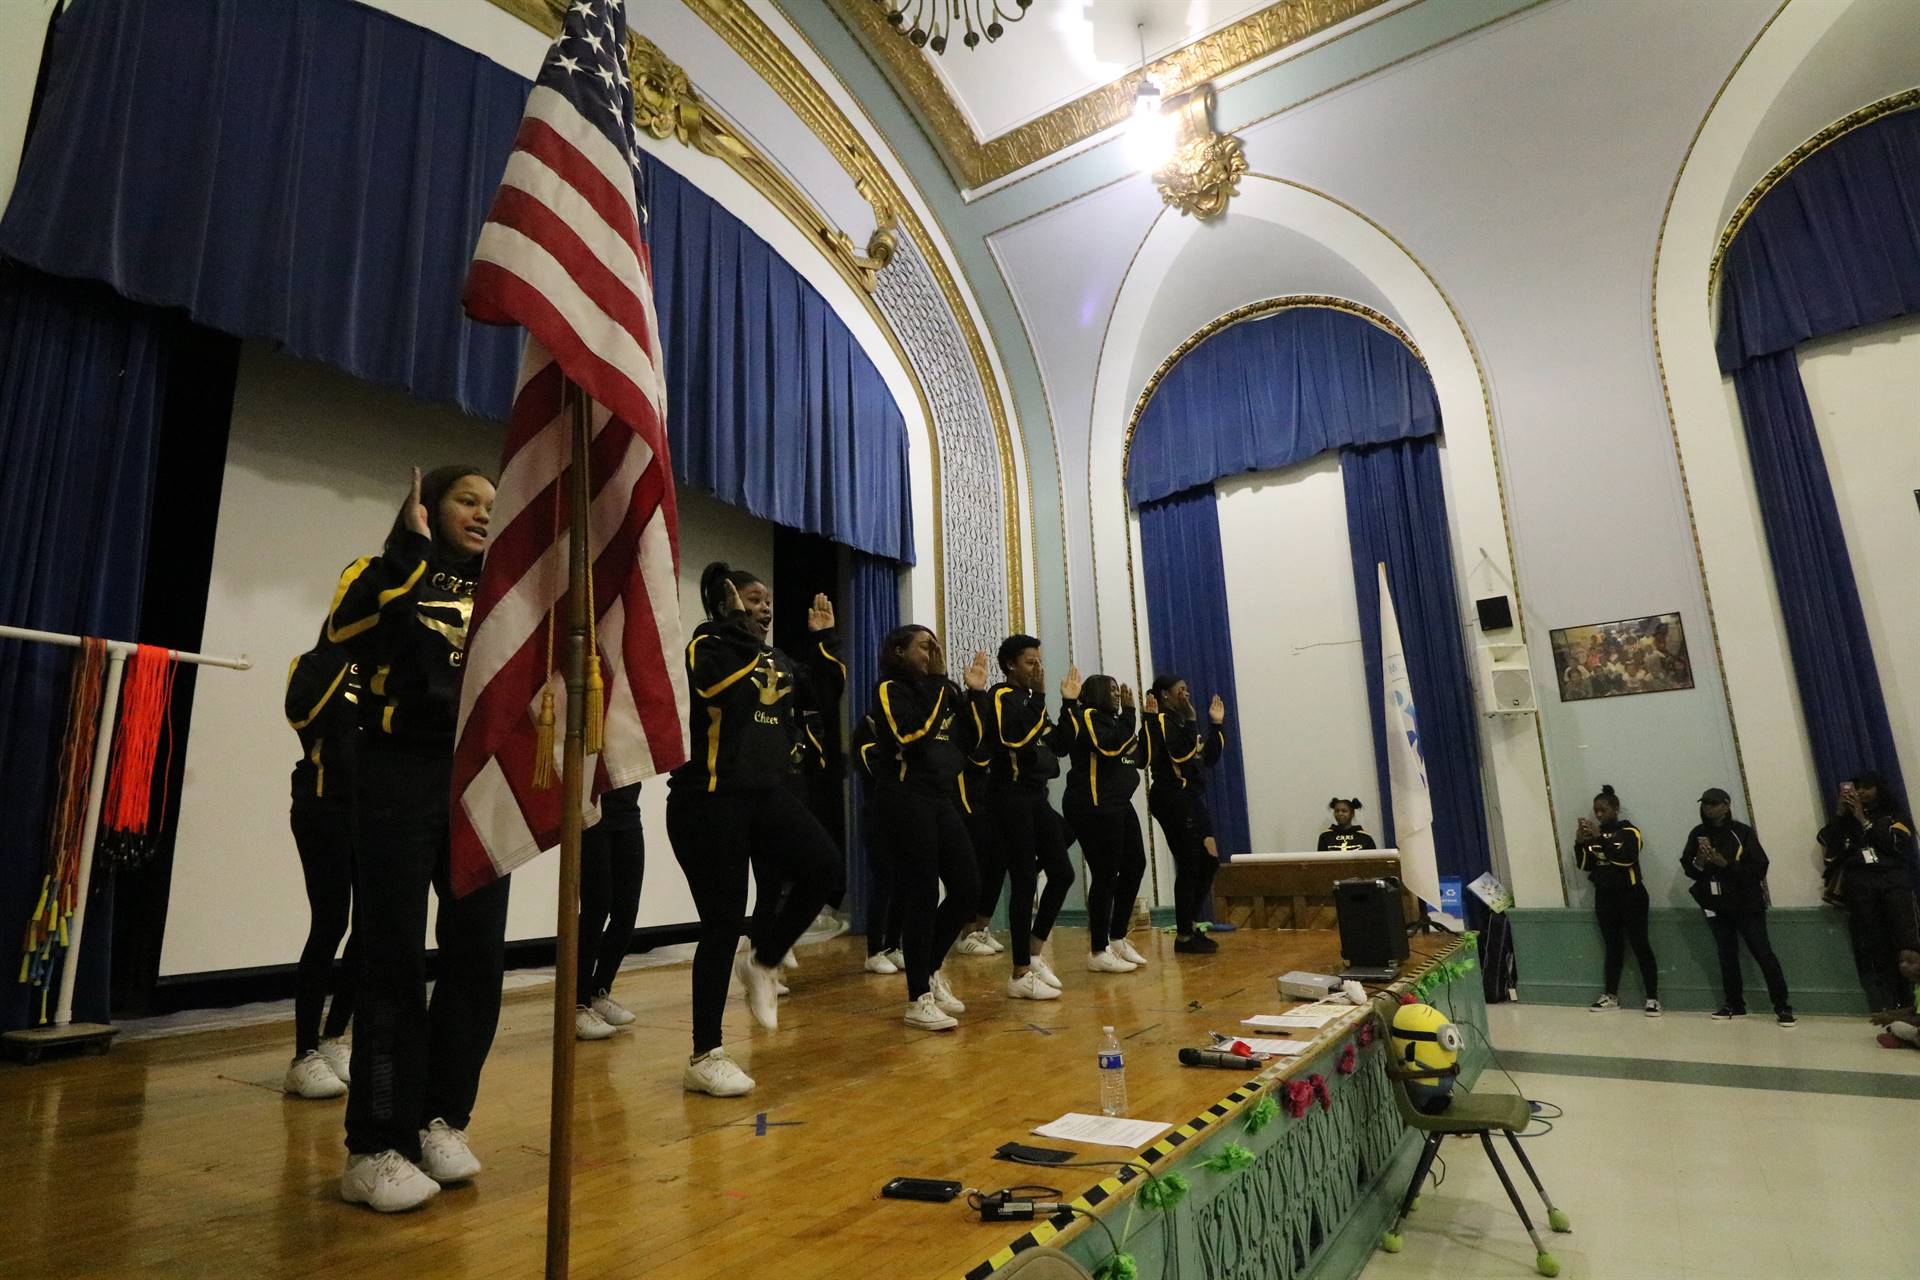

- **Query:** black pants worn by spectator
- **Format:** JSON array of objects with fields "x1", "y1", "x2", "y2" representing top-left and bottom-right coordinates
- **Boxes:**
[
  {"x1": 996, "y1": 786, "x2": 1072, "y2": 965},
  {"x1": 1066, "y1": 795, "x2": 1147, "y2": 953},
  {"x1": 346, "y1": 746, "x2": 512, "y2": 1160},
  {"x1": 876, "y1": 787, "x2": 980, "y2": 1000},
  {"x1": 291, "y1": 801, "x2": 356, "y2": 1054},
  {"x1": 667, "y1": 785, "x2": 838, "y2": 1055},
  {"x1": 1844, "y1": 866, "x2": 1920, "y2": 1010},
  {"x1": 1705, "y1": 909, "x2": 1789, "y2": 1012},
  {"x1": 1151, "y1": 787, "x2": 1217, "y2": 936},
  {"x1": 1594, "y1": 884, "x2": 1658, "y2": 999},
  {"x1": 576, "y1": 821, "x2": 644, "y2": 1006}
]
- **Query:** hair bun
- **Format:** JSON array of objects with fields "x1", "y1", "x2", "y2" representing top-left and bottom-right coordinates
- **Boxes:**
[{"x1": 1600, "y1": 784, "x2": 1616, "y2": 797}]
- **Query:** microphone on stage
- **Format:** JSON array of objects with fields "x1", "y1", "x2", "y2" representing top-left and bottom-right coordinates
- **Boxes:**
[{"x1": 1179, "y1": 1047, "x2": 1262, "y2": 1069}]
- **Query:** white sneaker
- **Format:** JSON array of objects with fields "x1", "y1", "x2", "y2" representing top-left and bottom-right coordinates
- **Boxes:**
[
  {"x1": 341, "y1": 1150, "x2": 440, "y2": 1212},
  {"x1": 775, "y1": 979, "x2": 792, "y2": 997},
  {"x1": 956, "y1": 930, "x2": 997, "y2": 956},
  {"x1": 904, "y1": 993, "x2": 958, "y2": 1031},
  {"x1": 1112, "y1": 937, "x2": 1149, "y2": 967},
  {"x1": 591, "y1": 990, "x2": 635, "y2": 1026},
  {"x1": 683, "y1": 1047, "x2": 755, "y2": 1097},
  {"x1": 575, "y1": 1005, "x2": 618, "y2": 1041},
  {"x1": 930, "y1": 969, "x2": 966, "y2": 1015},
  {"x1": 986, "y1": 931, "x2": 1006, "y2": 953},
  {"x1": 417, "y1": 1119, "x2": 482, "y2": 1183},
  {"x1": 1030, "y1": 956, "x2": 1063, "y2": 991},
  {"x1": 284, "y1": 1050, "x2": 347, "y2": 1099},
  {"x1": 864, "y1": 951, "x2": 900, "y2": 974},
  {"x1": 316, "y1": 1037, "x2": 352, "y2": 1085},
  {"x1": 1007, "y1": 971, "x2": 1062, "y2": 1001},
  {"x1": 1087, "y1": 946, "x2": 1138, "y2": 973},
  {"x1": 780, "y1": 949, "x2": 800, "y2": 972},
  {"x1": 735, "y1": 952, "x2": 780, "y2": 1030},
  {"x1": 884, "y1": 948, "x2": 906, "y2": 970}
]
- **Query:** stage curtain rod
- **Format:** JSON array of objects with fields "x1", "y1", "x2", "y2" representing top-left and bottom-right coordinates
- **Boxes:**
[{"x1": 0, "y1": 623, "x2": 252, "y2": 671}]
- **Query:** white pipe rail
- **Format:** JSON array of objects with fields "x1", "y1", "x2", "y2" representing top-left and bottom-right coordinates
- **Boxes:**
[{"x1": 0, "y1": 623, "x2": 250, "y2": 1025}]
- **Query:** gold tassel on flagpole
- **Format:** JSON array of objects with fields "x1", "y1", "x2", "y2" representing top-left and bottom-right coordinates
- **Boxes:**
[
  {"x1": 533, "y1": 685, "x2": 557, "y2": 789},
  {"x1": 583, "y1": 544, "x2": 603, "y2": 753}
]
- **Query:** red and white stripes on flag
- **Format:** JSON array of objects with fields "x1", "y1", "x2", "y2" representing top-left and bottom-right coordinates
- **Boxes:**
[{"x1": 451, "y1": 42, "x2": 688, "y2": 896}]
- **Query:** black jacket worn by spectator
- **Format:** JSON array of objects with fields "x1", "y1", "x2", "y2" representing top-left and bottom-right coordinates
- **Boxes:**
[
  {"x1": 1574, "y1": 819, "x2": 1646, "y2": 892},
  {"x1": 976, "y1": 682, "x2": 1073, "y2": 791},
  {"x1": 1144, "y1": 711, "x2": 1225, "y2": 797},
  {"x1": 669, "y1": 616, "x2": 844, "y2": 795},
  {"x1": 325, "y1": 529, "x2": 477, "y2": 753},
  {"x1": 1318, "y1": 825, "x2": 1377, "y2": 852},
  {"x1": 1062, "y1": 703, "x2": 1142, "y2": 810},
  {"x1": 1681, "y1": 819, "x2": 1770, "y2": 913},
  {"x1": 285, "y1": 644, "x2": 361, "y2": 804},
  {"x1": 870, "y1": 674, "x2": 976, "y2": 799},
  {"x1": 1820, "y1": 810, "x2": 1914, "y2": 883}
]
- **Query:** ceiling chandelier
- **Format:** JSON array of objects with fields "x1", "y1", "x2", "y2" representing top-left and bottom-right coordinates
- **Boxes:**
[{"x1": 876, "y1": 0, "x2": 1033, "y2": 55}]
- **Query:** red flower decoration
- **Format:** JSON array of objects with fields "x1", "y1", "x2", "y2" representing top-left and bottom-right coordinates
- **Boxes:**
[
  {"x1": 1283, "y1": 1079, "x2": 1314, "y2": 1118},
  {"x1": 1338, "y1": 1043, "x2": 1358, "y2": 1076},
  {"x1": 1398, "y1": 992, "x2": 1419, "y2": 1005},
  {"x1": 1358, "y1": 1021, "x2": 1376, "y2": 1048},
  {"x1": 1310, "y1": 1074, "x2": 1333, "y2": 1111}
]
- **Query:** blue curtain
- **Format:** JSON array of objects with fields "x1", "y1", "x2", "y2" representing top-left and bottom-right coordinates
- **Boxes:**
[
  {"x1": 0, "y1": 268, "x2": 169, "y2": 1030},
  {"x1": 1136, "y1": 487, "x2": 1252, "y2": 857},
  {"x1": 645, "y1": 158, "x2": 915, "y2": 562},
  {"x1": 842, "y1": 551, "x2": 900, "y2": 929},
  {"x1": 1343, "y1": 438, "x2": 1492, "y2": 890},
  {"x1": 1732, "y1": 354, "x2": 1903, "y2": 802},
  {"x1": 1714, "y1": 107, "x2": 1920, "y2": 803},
  {"x1": 0, "y1": 0, "x2": 914, "y2": 561},
  {"x1": 1129, "y1": 307, "x2": 1440, "y2": 506}
]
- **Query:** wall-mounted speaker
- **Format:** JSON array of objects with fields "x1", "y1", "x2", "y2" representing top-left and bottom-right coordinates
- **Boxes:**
[
  {"x1": 1475, "y1": 595, "x2": 1514, "y2": 631},
  {"x1": 1476, "y1": 642, "x2": 1537, "y2": 715}
]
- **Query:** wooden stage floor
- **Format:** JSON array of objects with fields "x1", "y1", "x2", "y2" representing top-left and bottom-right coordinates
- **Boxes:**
[{"x1": 2, "y1": 927, "x2": 1449, "y2": 1279}]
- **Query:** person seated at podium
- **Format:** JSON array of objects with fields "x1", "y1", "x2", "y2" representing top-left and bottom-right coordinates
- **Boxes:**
[{"x1": 1317, "y1": 797, "x2": 1377, "y2": 852}]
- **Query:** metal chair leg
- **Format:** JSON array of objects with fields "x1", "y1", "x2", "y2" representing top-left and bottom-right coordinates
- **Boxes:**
[
  {"x1": 1503, "y1": 1130, "x2": 1570, "y2": 1232},
  {"x1": 1381, "y1": 1133, "x2": 1443, "y2": 1252},
  {"x1": 1481, "y1": 1132, "x2": 1559, "y2": 1276}
]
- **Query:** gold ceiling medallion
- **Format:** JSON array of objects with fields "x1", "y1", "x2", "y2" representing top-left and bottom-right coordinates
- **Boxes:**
[
  {"x1": 828, "y1": 0, "x2": 1385, "y2": 189},
  {"x1": 1152, "y1": 87, "x2": 1247, "y2": 220}
]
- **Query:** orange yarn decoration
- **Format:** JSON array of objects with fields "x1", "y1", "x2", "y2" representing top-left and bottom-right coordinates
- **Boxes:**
[{"x1": 99, "y1": 644, "x2": 178, "y2": 866}]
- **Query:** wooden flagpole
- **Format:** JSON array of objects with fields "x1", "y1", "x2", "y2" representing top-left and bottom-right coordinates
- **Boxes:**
[{"x1": 547, "y1": 379, "x2": 592, "y2": 1279}]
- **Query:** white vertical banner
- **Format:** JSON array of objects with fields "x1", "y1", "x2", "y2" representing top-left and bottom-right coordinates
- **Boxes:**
[{"x1": 1378, "y1": 562, "x2": 1441, "y2": 913}]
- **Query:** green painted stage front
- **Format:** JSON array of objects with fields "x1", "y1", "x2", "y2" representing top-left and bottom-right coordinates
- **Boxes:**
[{"x1": 964, "y1": 938, "x2": 1490, "y2": 1280}]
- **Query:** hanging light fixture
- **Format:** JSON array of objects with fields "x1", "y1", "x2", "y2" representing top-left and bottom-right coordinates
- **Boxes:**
[
  {"x1": 877, "y1": 0, "x2": 1033, "y2": 55},
  {"x1": 1125, "y1": 23, "x2": 1175, "y2": 171}
]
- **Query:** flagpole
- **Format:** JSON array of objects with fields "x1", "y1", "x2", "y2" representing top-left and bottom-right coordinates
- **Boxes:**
[{"x1": 547, "y1": 378, "x2": 591, "y2": 1279}]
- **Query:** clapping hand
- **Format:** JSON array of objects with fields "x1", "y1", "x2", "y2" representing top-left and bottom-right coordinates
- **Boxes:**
[
  {"x1": 720, "y1": 577, "x2": 744, "y2": 617},
  {"x1": 1208, "y1": 694, "x2": 1227, "y2": 725},
  {"x1": 402, "y1": 467, "x2": 430, "y2": 538},
  {"x1": 1143, "y1": 691, "x2": 1159, "y2": 714},
  {"x1": 807, "y1": 593, "x2": 834, "y2": 632},
  {"x1": 964, "y1": 650, "x2": 991, "y2": 692},
  {"x1": 1119, "y1": 682, "x2": 1135, "y2": 710},
  {"x1": 1060, "y1": 665, "x2": 1083, "y2": 701}
]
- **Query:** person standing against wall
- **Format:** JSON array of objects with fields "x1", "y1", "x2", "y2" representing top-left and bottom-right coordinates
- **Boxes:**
[
  {"x1": 1682, "y1": 787, "x2": 1794, "y2": 1026},
  {"x1": 1820, "y1": 771, "x2": 1919, "y2": 1017},
  {"x1": 1144, "y1": 676, "x2": 1228, "y2": 954},
  {"x1": 1573, "y1": 784, "x2": 1661, "y2": 1016},
  {"x1": 331, "y1": 465, "x2": 507, "y2": 1213}
]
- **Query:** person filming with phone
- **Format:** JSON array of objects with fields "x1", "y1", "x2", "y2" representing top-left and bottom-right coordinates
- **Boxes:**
[
  {"x1": 1821, "y1": 771, "x2": 1919, "y2": 1018},
  {"x1": 1682, "y1": 787, "x2": 1793, "y2": 1026}
]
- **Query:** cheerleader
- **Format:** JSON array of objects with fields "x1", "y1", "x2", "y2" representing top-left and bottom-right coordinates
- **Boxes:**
[
  {"x1": 331, "y1": 466, "x2": 505, "y2": 1213},
  {"x1": 666, "y1": 564, "x2": 843, "y2": 1097},
  {"x1": 1143, "y1": 675, "x2": 1228, "y2": 954},
  {"x1": 1062, "y1": 675, "x2": 1150, "y2": 974},
  {"x1": 1317, "y1": 798, "x2": 1378, "y2": 851},
  {"x1": 850, "y1": 713, "x2": 907, "y2": 973},
  {"x1": 869, "y1": 627, "x2": 987, "y2": 1030},
  {"x1": 572, "y1": 781, "x2": 644, "y2": 1041}
]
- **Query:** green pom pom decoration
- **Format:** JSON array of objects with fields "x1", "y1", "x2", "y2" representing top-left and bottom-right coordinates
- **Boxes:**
[
  {"x1": 1547, "y1": 1208, "x2": 1571, "y2": 1233},
  {"x1": 1138, "y1": 1170, "x2": 1190, "y2": 1212},
  {"x1": 1243, "y1": 1095, "x2": 1280, "y2": 1134},
  {"x1": 1199, "y1": 1143, "x2": 1255, "y2": 1173},
  {"x1": 1535, "y1": 1251, "x2": 1560, "y2": 1277},
  {"x1": 1379, "y1": 1232, "x2": 1404, "y2": 1254},
  {"x1": 1093, "y1": 1252, "x2": 1140, "y2": 1280}
]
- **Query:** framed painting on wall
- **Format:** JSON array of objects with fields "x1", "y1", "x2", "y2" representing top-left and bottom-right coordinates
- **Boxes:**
[{"x1": 1549, "y1": 612, "x2": 1695, "y2": 702}]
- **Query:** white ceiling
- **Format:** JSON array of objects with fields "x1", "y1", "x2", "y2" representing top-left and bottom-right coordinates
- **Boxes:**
[{"x1": 917, "y1": 0, "x2": 1274, "y2": 141}]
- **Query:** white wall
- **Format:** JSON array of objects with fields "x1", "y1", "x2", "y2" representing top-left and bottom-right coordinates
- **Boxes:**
[
  {"x1": 1215, "y1": 458, "x2": 1377, "y2": 852},
  {"x1": 0, "y1": 0, "x2": 58, "y2": 214},
  {"x1": 160, "y1": 343, "x2": 772, "y2": 977}
]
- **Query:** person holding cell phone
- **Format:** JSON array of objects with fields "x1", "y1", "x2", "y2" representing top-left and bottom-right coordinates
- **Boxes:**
[
  {"x1": 1573, "y1": 784, "x2": 1660, "y2": 1016},
  {"x1": 1821, "y1": 771, "x2": 1919, "y2": 1017},
  {"x1": 1681, "y1": 787, "x2": 1793, "y2": 1026}
]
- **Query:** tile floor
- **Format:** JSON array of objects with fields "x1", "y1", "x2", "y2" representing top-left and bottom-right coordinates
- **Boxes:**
[{"x1": 1358, "y1": 1002, "x2": 1919, "y2": 1280}]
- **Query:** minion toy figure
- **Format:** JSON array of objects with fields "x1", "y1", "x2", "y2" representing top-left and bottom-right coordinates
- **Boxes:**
[{"x1": 1390, "y1": 1002, "x2": 1463, "y2": 1114}]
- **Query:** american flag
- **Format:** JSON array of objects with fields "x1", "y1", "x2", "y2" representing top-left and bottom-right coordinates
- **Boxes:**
[{"x1": 451, "y1": 0, "x2": 688, "y2": 896}]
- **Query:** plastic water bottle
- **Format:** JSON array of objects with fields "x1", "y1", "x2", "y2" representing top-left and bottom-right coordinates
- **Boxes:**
[{"x1": 1097, "y1": 1026, "x2": 1128, "y2": 1117}]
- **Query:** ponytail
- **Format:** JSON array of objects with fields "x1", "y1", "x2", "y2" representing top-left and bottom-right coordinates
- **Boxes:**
[{"x1": 1327, "y1": 796, "x2": 1364, "y2": 812}]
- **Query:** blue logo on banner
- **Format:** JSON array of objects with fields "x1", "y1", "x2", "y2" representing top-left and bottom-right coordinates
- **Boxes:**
[{"x1": 1438, "y1": 877, "x2": 1462, "y2": 917}]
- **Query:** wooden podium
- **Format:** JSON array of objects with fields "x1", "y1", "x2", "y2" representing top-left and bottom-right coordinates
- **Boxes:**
[{"x1": 1212, "y1": 851, "x2": 1413, "y2": 930}]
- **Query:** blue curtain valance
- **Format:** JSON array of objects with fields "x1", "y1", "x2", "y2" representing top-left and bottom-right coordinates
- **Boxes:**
[
  {"x1": 0, "y1": 0, "x2": 913, "y2": 562},
  {"x1": 1127, "y1": 306, "x2": 1439, "y2": 507},
  {"x1": 1717, "y1": 106, "x2": 1920, "y2": 371}
]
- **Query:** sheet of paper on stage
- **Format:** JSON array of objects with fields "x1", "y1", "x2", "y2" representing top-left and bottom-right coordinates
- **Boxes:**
[
  {"x1": 1238, "y1": 1038, "x2": 1313, "y2": 1057},
  {"x1": 1241, "y1": 1007, "x2": 1344, "y2": 1031},
  {"x1": 1032, "y1": 1113, "x2": 1172, "y2": 1149}
]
